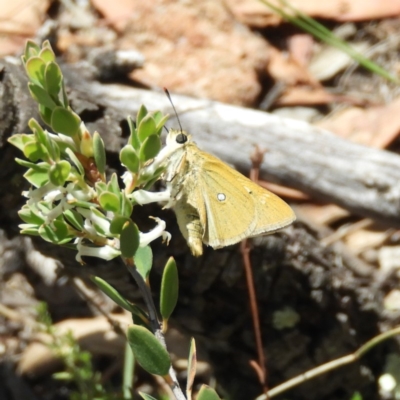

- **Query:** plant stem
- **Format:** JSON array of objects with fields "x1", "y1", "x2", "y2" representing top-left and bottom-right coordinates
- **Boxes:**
[{"x1": 124, "y1": 259, "x2": 186, "y2": 400}]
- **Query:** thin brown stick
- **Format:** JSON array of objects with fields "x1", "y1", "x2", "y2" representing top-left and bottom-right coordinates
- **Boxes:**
[
  {"x1": 240, "y1": 146, "x2": 269, "y2": 394},
  {"x1": 255, "y1": 326, "x2": 400, "y2": 399}
]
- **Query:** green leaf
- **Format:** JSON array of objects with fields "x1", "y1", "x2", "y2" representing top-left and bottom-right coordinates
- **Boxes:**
[
  {"x1": 29, "y1": 119, "x2": 58, "y2": 161},
  {"x1": 39, "y1": 47, "x2": 55, "y2": 63},
  {"x1": 99, "y1": 192, "x2": 121, "y2": 213},
  {"x1": 23, "y1": 163, "x2": 50, "y2": 187},
  {"x1": 121, "y1": 192, "x2": 133, "y2": 217},
  {"x1": 110, "y1": 215, "x2": 130, "y2": 235},
  {"x1": 23, "y1": 140, "x2": 48, "y2": 162},
  {"x1": 127, "y1": 115, "x2": 140, "y2": 150},
  {"x1": 19, "y1": 224, "x2": 40, "y2": 236},
  {"x1": 107, "y1": 173, "x2": 119, "y2": 193},
  {"x1": 120, "y1": 145, "x2": 140, "y2": 173},
  {"x1": 29, "y1": 83, "x2": 57, "y2": 109},
  {"x1": 8, "y1": 134, "x2": 33, "y2": 152},
  {"x1": 15, "y1": 158, "x2": 39, "y2": 169},
  {"x1": 63, "y1": 209, "x2": 84, "y2": 231},
  {"x1": 197, "y1": 385, "x2": 221, "y2": 400},
  {"x1": 39, "y1": 220, "x2": 74, "y2": 244},
  {"x1": 93, "y1": 131, "x2": 106, "y2": 175},
  {"x1": 120, "y1": 220, "x2": 140, "y2": 258},
  {"x1": 51, "y1": 107, "x2": 81, "y2": 137},
  {"x1": 153, "y1": 112, "x2": 169, "y2": 135},
  {"x1": 44, "y1": 62, "x2": 62, "y2": 95},
  {"x1": 139, "y1": 393, "x2": 158, "y2": 400},
  {"x1": 91, "y1": 276, "x2": 136, "y2": 312},
  {"x1": 39, "y1": 104, "x2": 53, "y2": 126},
  {"x1": 127, "y1": 325, "x2": 171, "y2": 376},
  {"x1": 25, "y1": 57, "x2": 46, "y2": 85},
  {"x1": 49, "y1": 160, "x2": 71, "y2": 186},
  {"x1": 95, "y1": 181, "x2": 107, "y2": 196},
  {"x1": 24, "y1": 40, "x2": 40, "y2": 62},
  {"x1": 138, "y1": 114, "x2": 156, "y2": 142},
  {"x1": 139, "y1": 134, "x2": 161, "y2": 162},
  {"x1": 134, "y1": 246, "x2": 153, "y2": 280},
  {"x1": 136, "y1": 105, "x2": 148, "y2": 127},
  {"x1": 18, "y1": 206, "x2": 45, "y2": 225},
  {"x1": 65, "y1": 148, "x2": 84, "y2": 176},
  {"x1": 160, "y1": 257, "x2": 179, "y2": 321}
]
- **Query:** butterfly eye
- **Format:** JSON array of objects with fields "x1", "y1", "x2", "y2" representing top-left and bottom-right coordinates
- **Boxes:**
[{"x1": 176, "y1": 133, "x2": 188, "y2": 144}]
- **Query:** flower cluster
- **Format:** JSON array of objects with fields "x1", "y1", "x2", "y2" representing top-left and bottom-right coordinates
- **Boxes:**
[{"x1": 9, "y1": 40, "x2": 171, "y2": 265}]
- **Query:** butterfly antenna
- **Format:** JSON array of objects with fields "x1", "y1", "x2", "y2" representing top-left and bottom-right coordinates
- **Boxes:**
[{"x1": 164, "y1": 88, "x2": 184, "y2": 133}]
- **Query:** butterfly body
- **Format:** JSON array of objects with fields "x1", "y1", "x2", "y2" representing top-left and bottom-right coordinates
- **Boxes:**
[{"x1": 163, "y1": 129, "x2": 296, "y2": 256}]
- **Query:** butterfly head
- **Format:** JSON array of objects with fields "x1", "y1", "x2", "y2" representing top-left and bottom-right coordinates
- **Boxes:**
[{"x1": 166, "y1": 128, "x2": 193, "y2": 150}]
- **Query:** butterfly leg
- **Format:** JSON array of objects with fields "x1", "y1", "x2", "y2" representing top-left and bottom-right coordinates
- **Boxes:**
[{"x1": 174, "y1": 201, "x2": 204, "y2": 256}]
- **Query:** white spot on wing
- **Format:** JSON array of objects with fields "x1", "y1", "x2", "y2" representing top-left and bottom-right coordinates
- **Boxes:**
[{"x1": 217, "y1": 193, "x2": 226, "y2": 201}]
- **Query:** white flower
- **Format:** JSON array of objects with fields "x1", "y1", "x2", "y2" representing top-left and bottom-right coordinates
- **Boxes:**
[
  {"x1": 77, "y1": 207, "x2": 111, "y2": 236},
  {"x1": 139, "y1": 217, "x2": 171, "y2": 247},
  {"x1": 75, "y1": 238, "x2": 120, "y2": 263}
]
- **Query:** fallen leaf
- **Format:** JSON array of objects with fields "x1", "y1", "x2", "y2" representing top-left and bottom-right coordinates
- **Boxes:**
[
  {"x1": 0, "y1": 0, "x2": 50, "y2": 56},
  {"x1": 316, "y1": 97, "x2": 400, "y2": 148},
  {"x1": 225, "y1": 0, "x2": 400, "y2": 27}
]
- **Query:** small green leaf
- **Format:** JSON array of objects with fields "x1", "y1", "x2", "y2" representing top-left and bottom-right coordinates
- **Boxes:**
[
  {"x1": 25, "y1": 57, "x2": 46, "y2": 85},
  {"x1": 127, "y1": 325, "x2": 171, "y2": 376},
  {"x1": 110, "y1": 215, "x2": 130, "y2": 235},
  {"x1": 19, "y1": 224, "x2": 40, "y2": 236},
  {"x1": 63, "y1": 209, "x2": 84, "y2": 231},
  {"x1": 29, "y1": 82, "x2": 58, "y2": 110},
  {"x1": 18, "y1": 206, "x2": 45, "y2": 225},
  {"x1": 15, "y1": 158, "x2": 39, "y2": 169},
  {"x1": 91, "y1": 276, "x2": 136, "y2": 312},
  {"x1": 93, "y1": 131, "x2": 106, "y2": 175},
  {"x1": 120, "y1": 145, "x2": 140, "y2": 173},
  {"x1": 24, "y1": 167, "x2": 49, "y2": 188},
  {"x1": 138, "y1": 115, "x2": 157, "y2": 142},
  {"x1": 49, "y1": 160, "x2": 71, "y2": 186},
  {"x1": 44, "y1": 62, "x2": 62, "y2": 95},
  {"x1": 23, "y1": 140, "x2": 48, "y2": 162},
  {"x1": 8, "y1": 134, "x2": 33, "y2": 152},
  {"x1": 99, "y1": 192, "x2": 121, "y2": 213},
  {"x1": 24, "y1": 40, "x2": 40, "y2": 61},
  {"x1": 197, "y1": 385, "x2": 221, "y2": 400},
  {"x1": 65, "y1": 148, "x2": 84, "y2": 176},
  {"x1": 120, "y1": 220, "x2": 140, "y2": 258},
  {"x1": 95, "y1": 181, "x2": 107, "y2": 196},
  {"x1": 134, "y1": 246, "x2": 153, "y2": 280},
  {"x1": 136, "y1": 105, "x2": 148, "y2": 127},
  {"x1": 51, "y1": 107, "x2": 81, "y2": 137},
  {"x1": 128, "y1": 115, "x2": 140, "y2": 150},
  {"x1": 121, "y1": 192, "x2": 133, "y2": 217},
  {"x1": 139, "y1": 134, "x2": 161, "y2": 162},
  {"x1": 39, "y1": 47, "x2": 56, "y2": 63},
  {"x1": 153, "y1": 112, "x2": 169, "y2": 135},
  {"x1": 29, "y1": 119, "x2": 57, "y2": 161},
  {"x1": 108, "y1": 173, "x2": 120, "y2": 194},
  {"x1": 39, "y1": 220, "x2": 74, "y2": 244},
  {"x1": 160, "y1": 257, "x2": 179, "y2": 321},
  {"x1": 39, "y1": 105, "x2": 53, "y2": 126}
]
